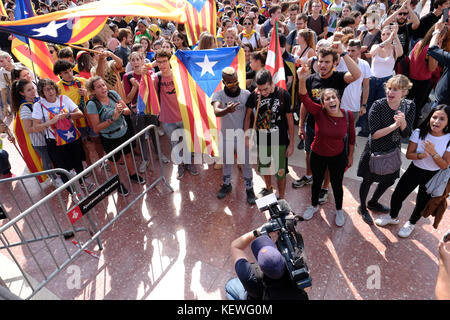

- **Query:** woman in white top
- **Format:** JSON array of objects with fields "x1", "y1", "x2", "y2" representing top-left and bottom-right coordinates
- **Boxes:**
[
  {"x1": 239, "y1": 17, "x2": 261, "y2": 50},
  {"x1": 366, "y1": 24, "x2": 403, "y2": 110},
  {"x1": 292, "y1": 29, "x2": 315, "y2": 67},
  {"x1": 375, "y1": 105, "x2": 450, "y2": 238},
  {"x1": 32, "y1": 79, "x2": 86, "y2": 196}
]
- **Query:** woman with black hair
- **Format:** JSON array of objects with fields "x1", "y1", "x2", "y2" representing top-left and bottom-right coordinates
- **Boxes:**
[
  {"x1": 375, "y1": 105, "x2": 450, "y2": 238},
  {"x1": 11, "y1": 79, "x2": 60, "y2": 186}
]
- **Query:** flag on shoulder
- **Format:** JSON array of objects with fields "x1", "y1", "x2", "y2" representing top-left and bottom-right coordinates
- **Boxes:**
[
  {"x1": 137, "y1": 71, "x2": 160, "y2": 116},
  {"x1": 170, "y1": 47, "x2": 246, "y2": 156}
]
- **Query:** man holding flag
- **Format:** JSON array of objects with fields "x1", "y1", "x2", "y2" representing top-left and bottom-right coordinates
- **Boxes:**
[{"x1": 154, "y1": 49, "x2": 199, "y2": 180}]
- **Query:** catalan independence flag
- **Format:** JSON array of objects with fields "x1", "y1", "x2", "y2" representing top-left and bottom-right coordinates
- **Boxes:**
[
  {"x1": 0, "y1": 0, "x2": 185, "y2": 45},
  {"x1": 137, "y1": 71, "x2": 160, "y2": 116},
  {"x1": 170, "y1": 47, "x2": 246, "y2": 156},
  {"x1": 13, "y1": 102, "x2": 47, "y2": 183},
  {"x1": 0, "y1": 1, "x2": 6, "y2": 17},
  {"x1": 11, "y1": 0, "x2": 59, "y2": 82},
  {"x1": 184, "y1": 0, "x2": 217, "y2": 46},
  {"x1": 266, "y1": 21, "x2": 286, "y2": 90}
]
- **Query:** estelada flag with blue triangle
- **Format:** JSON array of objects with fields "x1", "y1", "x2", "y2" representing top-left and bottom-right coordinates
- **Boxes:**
[
  {"x1": 11, "y1": 0, "x2": 59, "y2": 82},
  {"x1": 184, "y1": 0, "x2": 217, "y2": 47},
  {"x1": 170, "y1": 46, "x2": 246, "y2": 156},
  {"x1": 0, "y1": 0, "x2": 185, "y2": 45},
  {"x1": 136, "y1": 71, "x2": 160, "y2": 116}
]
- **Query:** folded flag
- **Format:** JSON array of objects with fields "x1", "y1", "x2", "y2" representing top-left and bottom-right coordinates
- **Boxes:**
[{"x1": 137, "y1": 71, "x2": 160, "y2": 116}]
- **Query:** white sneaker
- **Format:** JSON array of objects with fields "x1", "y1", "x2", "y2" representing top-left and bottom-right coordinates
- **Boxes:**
[
  {"x1": 335, "y1": 209, "x2": 345, "y2": 227},
  {"x1": 303, "y1": 205, "x2": 318, "y2": 220},
  {"x1": 139, "y1": 161, "x2": 149, "y2": 173},
  {"x1": 374, "y1": 215, "x2": 400, "y2": 227},
  {"x1": 398, "y1": 221, "x2": 415, "y2": 238}
]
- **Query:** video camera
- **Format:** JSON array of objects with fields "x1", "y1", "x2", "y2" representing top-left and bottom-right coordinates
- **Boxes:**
[{"x1": 255, "y1": 194, "x2": 312, "y2": 290}]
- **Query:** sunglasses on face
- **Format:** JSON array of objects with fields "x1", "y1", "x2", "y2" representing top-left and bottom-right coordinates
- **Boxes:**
[
  {"x1": 243, "y1": 22, "x2": 252, "y2": 25},
  {"x1": 49, "y1": 50, "x2": 55, "y2": 54},
  {"x1": 398, "y1": 12, "x2": 408, "y2": 16},
  {"x1": 224, "y1": 80, "x2": 239, "y2": 87}
]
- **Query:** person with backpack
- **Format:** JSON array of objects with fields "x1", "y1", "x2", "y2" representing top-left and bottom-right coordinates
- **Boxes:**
[
  {"x1": 123, "y1": 51, "x2": 169, "y2": 174},
  {"x1": 239, "y1": 16, "x2": 262, "y2": 50},
  {"x1": 31, "y1": 79, "x2": 90, "y2": 199},
  {"x1": 307, "y1": 1, "x2": 328, "y2": 41},
  {"x1": 11, "y1": 79, "x2": 61, "y2": 187},
  {"x1": 53, "y1": 59, "x2": 104, "y2": 170},
  {"x1": 85, "y1": 76, "x2": 146, "y2": 197}
]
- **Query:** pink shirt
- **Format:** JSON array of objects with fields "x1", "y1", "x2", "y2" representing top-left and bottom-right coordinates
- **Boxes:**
[{"x1": 154, "y1": 73, "x2": 181, "y2": 123}]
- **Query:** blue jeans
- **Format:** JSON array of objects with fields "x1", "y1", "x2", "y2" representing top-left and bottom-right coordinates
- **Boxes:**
[
  {"x1": 360, "y1": 75, "x2": 392, "y2": 134},
  {"x1": 162, "y1": 121, "x2": 192, "y2": 165},
  {"x1": 225, "y1": 277, "x2": 248, "y2": 300}
]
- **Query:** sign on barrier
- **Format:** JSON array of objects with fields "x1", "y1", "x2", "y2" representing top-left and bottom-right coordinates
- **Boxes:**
[{"x1": 78, "y1": 175, "x2": 120, "y2": 215}]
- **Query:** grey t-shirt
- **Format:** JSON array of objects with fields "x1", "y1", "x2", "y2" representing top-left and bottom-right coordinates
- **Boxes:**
[
  {"x1": 211, "y1": 89, "x2": 250, "y2": 142},
  {"x1": 86, "y1": 90, "x2": 128, "y2": 139}
]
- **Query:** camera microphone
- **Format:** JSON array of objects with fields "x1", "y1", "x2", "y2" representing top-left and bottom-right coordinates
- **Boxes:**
[{"x1": 277, "y1": 199, "x2": 291, "y2": 213}]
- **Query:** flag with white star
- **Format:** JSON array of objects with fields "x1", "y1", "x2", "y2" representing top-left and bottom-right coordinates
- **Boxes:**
[
  {"x1": 0, "y1": 0, "x2": 185, "y2": 45},
  {"x1": 170, "y1": 47, "x2": 246, "y2": 156}
]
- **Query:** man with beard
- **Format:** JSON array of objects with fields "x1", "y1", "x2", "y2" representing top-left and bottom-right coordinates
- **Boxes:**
[
  {"x1": 212, "y1": 67, "x2": 257, "y2": 205},
  {"x1": 381, "y1": 0, "x2": 420, "y2": 63}
]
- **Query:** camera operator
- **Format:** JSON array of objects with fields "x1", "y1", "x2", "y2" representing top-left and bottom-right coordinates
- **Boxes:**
[{"x1": 225, "y1": 223, "x2": 309, "y2": 300}]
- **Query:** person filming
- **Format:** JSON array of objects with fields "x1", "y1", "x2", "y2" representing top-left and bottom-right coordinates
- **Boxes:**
[{"x1": 225, "y1": 223, "x2": 309, "y2": 300}]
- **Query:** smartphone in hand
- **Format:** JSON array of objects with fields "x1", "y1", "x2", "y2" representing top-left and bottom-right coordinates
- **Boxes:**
[{"x1": 444, "y1": 8, "x2": 449, "y2": 23}]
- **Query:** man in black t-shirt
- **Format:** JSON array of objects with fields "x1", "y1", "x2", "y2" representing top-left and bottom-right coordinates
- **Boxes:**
[
  {"x1": 244, "y1": 69, "x2": 294, "y2": 200},
  {"x1": 381, "y1": 1, "x2": 420, "y2": 62},
  {"x1": 293, "y1": 45, "x2": 361, "y2": 204}
]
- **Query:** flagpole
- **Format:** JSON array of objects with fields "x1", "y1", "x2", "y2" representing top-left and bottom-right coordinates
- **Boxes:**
[
  {"x1": 0, "y1": 118, "x2": 25, "y2": 162},
  {"x1": 26, "y1": 41, "x2": 40, "y2": 84}
]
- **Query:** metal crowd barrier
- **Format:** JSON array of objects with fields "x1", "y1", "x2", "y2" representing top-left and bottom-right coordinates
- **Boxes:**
[{"x1": 0, "y1": 124, "x2": 173, "y2": 299}]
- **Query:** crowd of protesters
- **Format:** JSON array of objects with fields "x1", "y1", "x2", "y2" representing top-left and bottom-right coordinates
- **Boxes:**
[{"x1": 0, "y1": 0, "x2": 449, "y2": 241}]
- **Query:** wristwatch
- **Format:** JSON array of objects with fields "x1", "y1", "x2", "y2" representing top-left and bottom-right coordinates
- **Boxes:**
[
  {"x1": 253, "y1": 229, "x2": 259, "y2": 238},
  {"x1": 340, "y1": 51, "x2": 348, "y2": 57},
  {"x1": 67, "y1": 112, "x2": 71, "y2": 119},
  {"x1": 362, "y1": 104, "x2": 367, "y2": 107}
]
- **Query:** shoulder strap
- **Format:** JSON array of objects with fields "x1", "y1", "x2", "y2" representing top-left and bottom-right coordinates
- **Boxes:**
[{"x1": 157, "y1": 71, "x2": 162, "y2": 97}]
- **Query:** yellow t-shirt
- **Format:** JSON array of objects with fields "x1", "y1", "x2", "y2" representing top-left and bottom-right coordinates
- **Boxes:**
[{"x1": 57, "y1": 77, "x2": 88, "y2": 128}]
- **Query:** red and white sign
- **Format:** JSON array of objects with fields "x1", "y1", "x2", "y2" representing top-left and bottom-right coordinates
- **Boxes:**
[{"x1": 67, "y1": 205, "x2": 83, "y2": 225}]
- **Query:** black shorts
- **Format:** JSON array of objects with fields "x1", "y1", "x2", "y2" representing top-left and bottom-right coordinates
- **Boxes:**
[{"x1": 100, "y1": 127, "x2": 133, "y2": 162}]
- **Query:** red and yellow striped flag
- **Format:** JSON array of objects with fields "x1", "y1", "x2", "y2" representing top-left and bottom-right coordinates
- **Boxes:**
[
  {"x1": 13, "y1": 103, "x2": 47, "y2": 182},
  {"x1": 170, "y1": 47, "x2": 245, "y2": 156},
  {"x1": 184, "y1": 0, "x2": 217, "y2": 46},
  {"x1": 137, "y1": 71, "x2": 160, "y2": 116},
  {"x1": 0, "y1": 1, "x2": 7, "y2": 17}
]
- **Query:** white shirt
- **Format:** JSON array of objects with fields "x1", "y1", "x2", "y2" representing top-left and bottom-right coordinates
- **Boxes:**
[
  {"x1": 32, "y1": 95, "x2": 79, "y2": 140},
  {"x1": 336, "y1": 57, "x2": 371, "y2": 112},
  {"x1": 410, "y1": 129, "x2": 450, "y2": 171}
]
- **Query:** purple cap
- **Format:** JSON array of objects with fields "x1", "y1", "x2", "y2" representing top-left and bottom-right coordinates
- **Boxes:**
[{"x1": 251, "y1": 235, "x2": 286, "y2": 279}]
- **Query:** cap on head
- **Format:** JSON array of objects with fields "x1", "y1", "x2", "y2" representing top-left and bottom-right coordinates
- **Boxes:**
[{"x1": 251, "y1": 235, "x2": 286, "y2": 279}]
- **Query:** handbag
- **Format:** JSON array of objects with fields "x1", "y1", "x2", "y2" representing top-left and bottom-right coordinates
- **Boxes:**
[
  {"x1": 369, "y1": 147, "x2": 402, "y2": 175},
  {"x1": 368, "y1": 102, "x2": 406, "y2": 175}
]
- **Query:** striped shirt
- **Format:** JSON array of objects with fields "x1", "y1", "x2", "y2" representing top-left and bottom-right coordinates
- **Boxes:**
[{"x1": 19, "y1": 104, "x2": 46, "y2": 147}]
